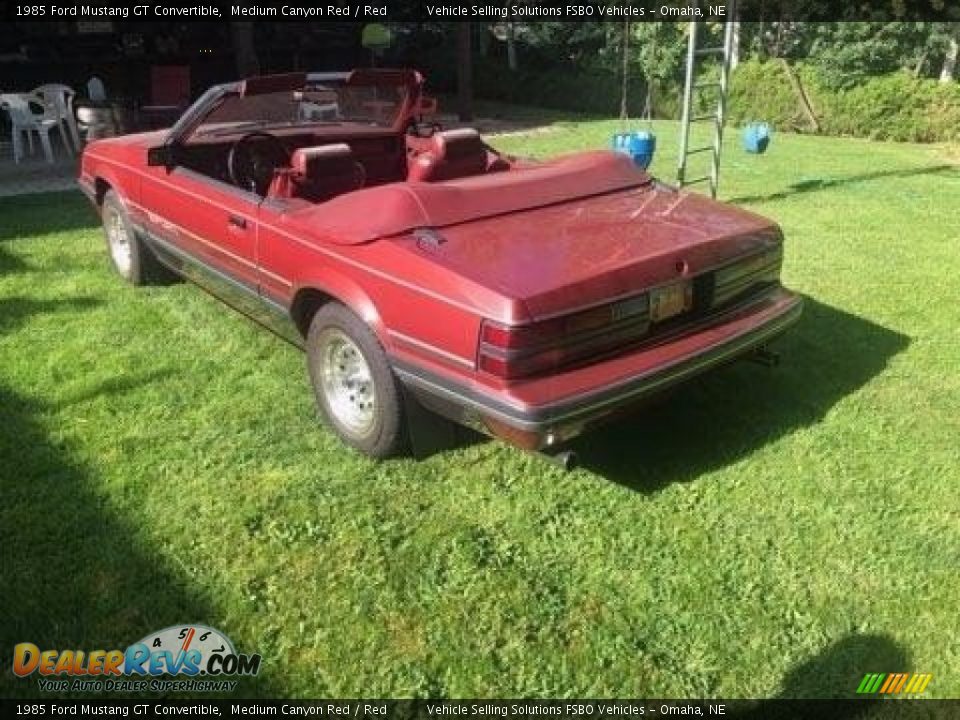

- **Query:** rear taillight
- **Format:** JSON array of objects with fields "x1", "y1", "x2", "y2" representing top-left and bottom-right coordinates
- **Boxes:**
[
  {"x1": 712, "y1": 246, "x2": 782, "y2": 307},
  {"x1": 478, "y1": 294, "x2": 650, "y2": 380}
]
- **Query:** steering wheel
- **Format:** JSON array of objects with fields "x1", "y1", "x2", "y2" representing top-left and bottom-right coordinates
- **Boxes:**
[{"x1": 227, "y1": 131, "x2": 291, "y2": 195}]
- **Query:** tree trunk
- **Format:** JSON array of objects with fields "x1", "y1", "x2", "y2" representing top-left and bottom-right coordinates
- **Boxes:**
[
  {"x1": 506, "y1": 23, "x2": 518, "y2": 71},
  {"x1": 941, "y1": 34, "x2": 958, "y2": 83},
  {"x1": 231, "y1": 22, "x2": 259, "y2": 77},
  {"x1": 781, "y1": 58, "x2": 820, "y2": 133},
  {"x1": 730, "y1": 20, "x2": 741, "y2": 70},
  {"x1": 619, "y1": 21, "x2": 630, "y2": 124},
  {"x1": 457, "y1": 23, "x2": 474, "y2": 122}
]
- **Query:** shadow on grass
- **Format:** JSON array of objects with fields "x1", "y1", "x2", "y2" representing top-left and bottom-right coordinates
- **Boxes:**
[
  {"x1": 777, "y1": 634, "x2": 910, "y2": 700},
  {"x1": 570, "y1": 298, "x2": 910, "y2": 492},
  {"x1": 728, "y1": 164, "x2": 957, "y2": 204},
  {"x1": 0, "y1": 190, "x2": 97, "y2": 243},
  {"x1": 734, "y1": 633, "x2": 910, "y2": 716},
  {"x1": 0, "y1": 244, "x2": 30, "y2": 274},
  {"x1": 0, "y1": 380, "x2": 283, "y2": 699},
  {"x1": 0, "y1": 296, "x2": 101, "y2": 333},
  {"x1": 53, "y1": 371, "x2": 176, "y2": 410}
]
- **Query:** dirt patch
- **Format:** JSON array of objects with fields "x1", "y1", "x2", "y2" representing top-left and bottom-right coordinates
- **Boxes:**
[
  {"x1": 939, "y1": 143, "x2": 960, "y2": 164},
  {"x1": 433, "y1": 112, "x2": 558, "y2": 138}
]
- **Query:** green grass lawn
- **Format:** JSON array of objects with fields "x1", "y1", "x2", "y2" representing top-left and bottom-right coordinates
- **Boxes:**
[{"x1": 1, "y1": 114, "x2": 958, "y2": 700}]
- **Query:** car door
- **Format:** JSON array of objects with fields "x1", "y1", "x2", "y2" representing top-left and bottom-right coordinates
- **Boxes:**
[
  {"x1": 252, "y1": 199, "x2": 299, "y2": 308},
  {"x1": 139, "y1": 164, "x2": 260, "y2": 294}
]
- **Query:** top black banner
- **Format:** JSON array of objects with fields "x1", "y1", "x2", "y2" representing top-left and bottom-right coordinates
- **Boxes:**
[{"x1": 5, "y1": 0, "x2": 960, "y2": 23}]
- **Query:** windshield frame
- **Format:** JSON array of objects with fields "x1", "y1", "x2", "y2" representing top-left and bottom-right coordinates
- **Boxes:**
[{"x1": 165, "y1": 70, "x2": 422, "y2": 148}]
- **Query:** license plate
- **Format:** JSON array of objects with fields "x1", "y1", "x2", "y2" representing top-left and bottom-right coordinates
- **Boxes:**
[{"x1": 650, "y1": 280, "x2": 693, "y2": 322}]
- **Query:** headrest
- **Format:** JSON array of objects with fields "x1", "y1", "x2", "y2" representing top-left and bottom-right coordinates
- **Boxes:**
[
  {"x1": 291, "y1": 143, "x2": 355, "y2": 177},
  {"x1": 431, "y1": 128, "x2": 485, "y2": 161}
]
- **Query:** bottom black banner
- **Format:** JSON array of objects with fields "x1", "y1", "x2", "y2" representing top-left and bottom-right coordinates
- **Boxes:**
[{"x1": 1, "y1": 700, "x2": 959, "y2": 720}]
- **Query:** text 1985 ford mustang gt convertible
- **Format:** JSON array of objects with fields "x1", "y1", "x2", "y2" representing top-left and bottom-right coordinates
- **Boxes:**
[{"x1": 80, "y1": 69, "x2": 802, "y2": 462}]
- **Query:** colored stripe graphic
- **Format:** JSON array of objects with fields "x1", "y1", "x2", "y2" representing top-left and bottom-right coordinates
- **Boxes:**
[
  {"x1": 857, "y1": 672, "x2": 932, "y2": 695},
  {"x1": 891, "y1": 674, "x2": 909, "y2": 693},
  {"x1": 857, "y1": 674, "x2": 881, "y2": 694},
  {"x1": 895, "y1": 673, "x2": 909, "y2": 692},
  {"x1": 879, "y1": 674, "x2": 897, "y2": 694}
]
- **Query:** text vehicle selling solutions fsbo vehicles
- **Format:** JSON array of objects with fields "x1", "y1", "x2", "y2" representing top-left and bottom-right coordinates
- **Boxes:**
[{"x1": 79, "y1": 69, "x2": 802, "y2": 461}]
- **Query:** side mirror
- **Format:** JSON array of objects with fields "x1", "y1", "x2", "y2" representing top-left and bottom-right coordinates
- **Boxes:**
[{"x1": 146, "y1": 145, "x2": 175, "y2": 168}]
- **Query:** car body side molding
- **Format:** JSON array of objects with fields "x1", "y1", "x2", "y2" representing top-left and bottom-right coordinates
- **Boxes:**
[{"x1": 135, "y1": 224, "x2": 303, "y2": 347}]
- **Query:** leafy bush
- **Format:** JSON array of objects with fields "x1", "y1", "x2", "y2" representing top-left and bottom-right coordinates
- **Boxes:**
[
  {"x1": 727, "y1": 60, "x2": 960, "y2": 142},
  {"x1": 722, "y1": 60, "x2": 807, "y2": 129},
  {"x1": 806, "y1": 22, "x2": 933, "y2": 91},
  {"x1": 421, "y1": 48, "x2": 959, "y2": 144},
  {"x1": 806, "y1": 68, "x2": 960, "y2": 142}
]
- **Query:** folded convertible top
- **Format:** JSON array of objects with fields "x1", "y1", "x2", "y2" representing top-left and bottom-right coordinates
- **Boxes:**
[{"x1": 291, "y1": 150, "x2": 652, "y2": 245}]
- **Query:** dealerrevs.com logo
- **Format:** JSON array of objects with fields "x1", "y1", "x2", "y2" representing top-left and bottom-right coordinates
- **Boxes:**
[{"x1": 13, "y1": 625, "x2": 261, "y2": 693}]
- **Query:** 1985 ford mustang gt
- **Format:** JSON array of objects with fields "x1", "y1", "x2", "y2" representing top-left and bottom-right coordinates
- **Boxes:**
[{"x1": 80, "y1": 69, "x2": 802, "y2": 462}]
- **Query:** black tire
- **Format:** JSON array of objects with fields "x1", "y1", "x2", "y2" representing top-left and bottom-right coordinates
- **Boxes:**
[
  {"x1": 306, "y1": 303, "x2": 407, "y2": 459},
  {"x1": 101, "y1": 190, "x2": 175, "y2": 285}
]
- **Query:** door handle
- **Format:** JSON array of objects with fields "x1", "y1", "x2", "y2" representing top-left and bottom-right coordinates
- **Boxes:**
[{"x1": 228, "y1": 214, "x2": 247, "y2": 229}]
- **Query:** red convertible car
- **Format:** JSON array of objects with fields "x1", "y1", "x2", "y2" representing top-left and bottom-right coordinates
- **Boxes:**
[{"x1": 79, "y1": 69, "x2": 802, "y2": 464}]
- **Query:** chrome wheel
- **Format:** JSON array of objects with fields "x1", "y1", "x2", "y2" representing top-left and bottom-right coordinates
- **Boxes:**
[
  {"x1": 105, "y1": 205, "x2": 132, "y2": 276},
  {"x1": 317, "y1": 328, "x2": 377, "y2": 437}
]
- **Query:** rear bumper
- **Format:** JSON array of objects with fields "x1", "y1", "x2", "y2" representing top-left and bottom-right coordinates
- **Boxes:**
[{"x1": 394, "y1": 287, "x2": 803, "y2": 449}]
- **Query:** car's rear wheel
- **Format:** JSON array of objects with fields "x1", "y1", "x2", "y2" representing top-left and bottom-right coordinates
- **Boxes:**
[
  {"x1": 306, "y1": 303, "x2": 406, "y2": 458},
  {"x1": 101, "y1": 189, "x2": 173, "y2": 285}
]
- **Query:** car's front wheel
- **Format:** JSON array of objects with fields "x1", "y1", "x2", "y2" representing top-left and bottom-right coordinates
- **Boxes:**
[
  {"x1": 101, "y1": 189, "x2": 173, "y2": 285},
  {"x1": 306, "y1": 303, "x2": 406, "y2": 458}
]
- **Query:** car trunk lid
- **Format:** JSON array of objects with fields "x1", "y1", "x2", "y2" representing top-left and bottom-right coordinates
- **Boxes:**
[{"x1": 401, "y1": 183, "x2": 782, "y2": 321}]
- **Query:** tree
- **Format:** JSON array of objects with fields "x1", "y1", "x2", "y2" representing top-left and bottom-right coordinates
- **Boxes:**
[
  {"x1": 941, "y1": 25, "x2": 958, "y2": 82},
  {"x1": 457, "y1": 23, "x2": 473, "y2": 122},
  {"x1": 619, "y1": 21, "x2": 630, "y2": 122},
  {"x1": 740, "y1": 21, "x2": 821, "y2": 130},
  {"x1": 519, "y1": 22, "x2": 614, "y2": 70},
  {"x1": 630, "y1": 22, "x2": 686, "y2": 116},
  {"x1": 230, "y1": 22, "x2": 259, "y2": 77},
  {"x1": 807, "y1": 23, "x2": 935, "y2": 88},
  {"x1": 731, "y1": 19, "x2": 741, "y2": 70},
  {"x1": 506, "y1": 22, "x2": 518, "y2": 71},
  {"x1": 488, "y1": 20, "x2": 522, "y2": 71}
]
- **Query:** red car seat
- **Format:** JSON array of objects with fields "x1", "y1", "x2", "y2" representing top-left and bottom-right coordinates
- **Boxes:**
[
  {"x1": 269, "y1": 144, "x2": 366, "y2": 202},
  {"x1": 408, "y1": 128, "x2": 506, "y2": 183}
]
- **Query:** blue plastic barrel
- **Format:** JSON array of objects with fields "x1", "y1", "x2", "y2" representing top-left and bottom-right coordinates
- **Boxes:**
[
  {"x1": 611, "y1": 130, "x2": 656, "y2": 169},
  {"x1": 742, "y1": 122, "x2": 772, "y2": 154}
]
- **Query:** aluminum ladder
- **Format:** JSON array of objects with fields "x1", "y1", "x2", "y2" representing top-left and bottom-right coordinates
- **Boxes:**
[{"x1": 676, "y1": 6, "x2": 736, "y2": 199}]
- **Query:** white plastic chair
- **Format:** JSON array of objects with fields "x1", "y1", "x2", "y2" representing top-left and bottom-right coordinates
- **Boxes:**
[
  {"x1": 0, "y1": 93, "x2": 69, "y2": 163},
  {"x1": 33, "y1": 84, "x2": 80, "y2": 152}
]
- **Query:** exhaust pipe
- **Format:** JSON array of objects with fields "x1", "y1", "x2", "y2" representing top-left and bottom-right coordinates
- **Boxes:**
[{"x1": 541, "y1": 450, "x2": 578, "y2": 472}]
